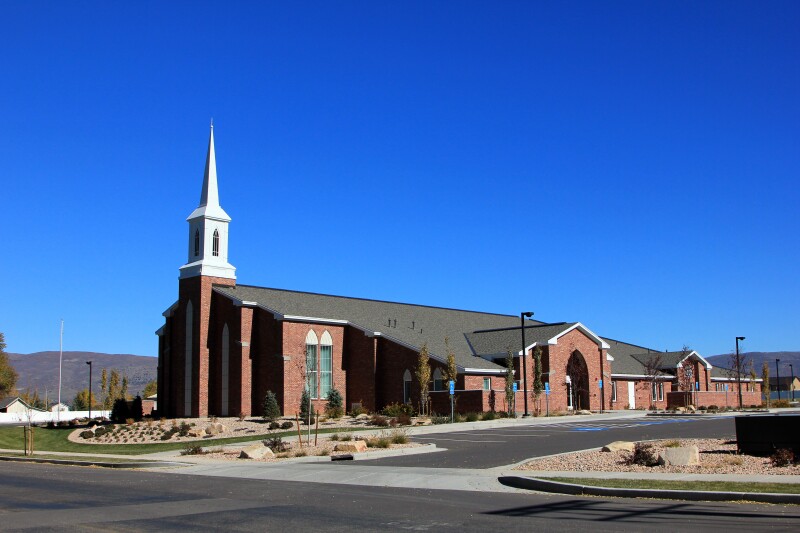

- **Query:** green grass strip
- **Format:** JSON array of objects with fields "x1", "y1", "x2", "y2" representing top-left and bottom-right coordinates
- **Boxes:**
[
  {"x1": 547, "y1": 476, "x2": 800, "y2": 495},
  {"x1": 0, "y1": 425, "x2": 375, "y2": 455}
]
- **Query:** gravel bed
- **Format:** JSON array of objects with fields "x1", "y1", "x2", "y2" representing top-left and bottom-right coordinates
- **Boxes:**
[
  {"x1": 195, "y1": 437, "x2": 421, "y2": 463},
  {"x1": 516, "y1": 439, "x2": 800, "y2": 476}
]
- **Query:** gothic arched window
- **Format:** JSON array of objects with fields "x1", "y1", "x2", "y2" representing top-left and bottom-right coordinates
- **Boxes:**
[
  {"x1": 305, "y1": 330, "x2": 319, "y2": 398},
  {"x1": 212, "y1": 229, "x2": 220, "y2": 257}
]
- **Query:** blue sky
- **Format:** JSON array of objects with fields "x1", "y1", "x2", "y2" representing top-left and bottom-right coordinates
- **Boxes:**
[{"x1": 2, "y1": 1, "x2": 798, "y2": 358}]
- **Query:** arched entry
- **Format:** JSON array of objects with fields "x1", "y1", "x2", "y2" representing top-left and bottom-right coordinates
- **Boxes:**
[{"x1": 566, "y1": 350, "x2": 590, "y2": 410}]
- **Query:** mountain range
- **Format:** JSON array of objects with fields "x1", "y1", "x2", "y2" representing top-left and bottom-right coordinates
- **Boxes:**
[
  {"x1": 706, "y1": 351, "x2": 800, "y2": 376},
  {"x1": 7, "y1": 351, "x2": 157, "y2": 406}
]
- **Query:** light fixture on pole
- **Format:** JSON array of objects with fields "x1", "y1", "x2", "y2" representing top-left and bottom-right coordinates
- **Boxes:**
[
  {"x1": 776, "y1": 359, "x2": 781, "y2": 401},
  {"x1": 735, "y1": 336, "x2": 745, "y2": 409},
  {"x1": 57, "y1": 320, "x2": 63, "y2": 423},
  {"x1": 86, "y1": 361, "x2": 93, "y2": 419},
  {"x1": 520, "y1": 311, "x2": 534, "y2": 417}
]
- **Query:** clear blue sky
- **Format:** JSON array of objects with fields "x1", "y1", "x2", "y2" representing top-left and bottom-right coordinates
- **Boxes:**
[{"x1": 3, "y1": 1, "x2": 798, "y2": 358}]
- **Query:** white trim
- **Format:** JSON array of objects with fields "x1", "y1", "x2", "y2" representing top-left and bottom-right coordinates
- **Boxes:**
[
  {"x1": 677, "y1": 350, "x2": 712, "y2": 370},
  {"x1": 710, "y1": 376, "x2": 762, "y2": 382},
  {"x1": 285, "y1": 315, "x2": 349, "y2": 325},
  {"x1": 463, "y1": 368, "x2": 508, "y2": 375},
  {"x1": 546, "y1": 322, "x2": 611, "y2": 350},
  {"x1": 606, "y1": 353, "x2": 614, "y2": 361},
  {"x1": 611, "y1": 373, "x2": 674, "y2": 380}
]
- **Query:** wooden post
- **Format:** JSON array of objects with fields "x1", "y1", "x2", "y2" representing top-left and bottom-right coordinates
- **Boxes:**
[
  {"x1": 314, "y1": 414, "x2": 319, "y2": 447},
  {"x1": 295, "y1": 413, "x2": 303, "y2": 449}
]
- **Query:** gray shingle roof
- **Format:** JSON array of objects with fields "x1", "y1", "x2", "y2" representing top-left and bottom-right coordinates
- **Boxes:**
[
  {"x1": 465, "y1": 323, "x2": 577, "y2": 359},
  {"x1": 0, "y1": 397, "x2": 22, "y2": 409},
  {"x1": 213, "y1": 284, "x2": 546, "y2": 370}
]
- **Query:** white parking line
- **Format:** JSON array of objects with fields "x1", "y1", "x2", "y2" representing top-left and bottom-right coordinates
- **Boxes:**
[{"x1": 414, "y1": 437, "x2": 507, "y2": 443}]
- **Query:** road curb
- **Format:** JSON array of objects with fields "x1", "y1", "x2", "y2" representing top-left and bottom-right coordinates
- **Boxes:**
[
  {"x1": 498, "y1": 476, "x2": 800, "y2": 504},
  {"x1": 0, "y1": 455, "x2": 189, "y2": 469}
]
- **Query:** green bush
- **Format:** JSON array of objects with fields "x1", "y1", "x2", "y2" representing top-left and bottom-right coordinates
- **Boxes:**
[
  {"x1": 262, "y1": 391, "x2": 281, "y2": 422},
  {"x1": 773, "y1": 399, "x2": 791, "y2": 408},
  {"x1": 111, "y1": 398, "x2": 130, "y2": 423},
  {"x1": 325, "y1": 388, "x2": 344, "y2": 419},
  {"x1": 281, "y1": 421, "x2": 293, "y2": 430},
  {"x1": 481, "y1": 411, "x2": 497, "y2": 421},
  {"x1": 390, "y1": 429, "x2": 409, "y2": 444},
  {"x1": 329, "y1": 433, "x2": 340, "y2": 441},
  {"x1": 771, "y1": 448, "x2": 794, "y2": 467},
  {"x1": 300, "y1": 389, "x2": 316, "y2": 423},
  {"x1": 382, "y1": 402, "x2": 415, "y2": 417},
  {"x1": 431, "y1": 415, "x2": 450, "y2": 424},
  {"x1": 181, "y1": 444, "x2": 205, "y2": 456},
  {"x1": 370, "y1": 414, "x2": 389, "y2": 427},
  {"x1": 396, "y1": 413, "x2": 412, "y2": 426},
  {"x1": 79, "y1": 430, "x2": 94, "y2": 439},
  {"x1": 464, "y1": 412, "x2": 479, "y2": 422},
  {"x1": 625, "y1": 442, "x2": 658, "y2": 467},
  {"x1": 268, "y1": 421, "x2": 281, "y2": 430},
  {"x1": 263, "y1": 436, "x2": 287, "y2": 453},
  {"x1": 367, "y1": 436, "x2": 390, "y2": 448},
  {"x1": 130, "y1": 395, "x2": 144, "y2": 421}
]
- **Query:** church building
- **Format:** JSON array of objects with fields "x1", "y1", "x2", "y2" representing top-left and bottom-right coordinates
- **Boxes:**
[{"x1": 156, "y1": 127, "x2": 762, "y2": 419}]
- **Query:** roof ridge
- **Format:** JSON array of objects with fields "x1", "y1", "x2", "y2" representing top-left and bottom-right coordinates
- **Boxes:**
[
  {"x1": 220, "y1": 283, "x2": 529, "y2": 319},
  {"x1": 471, "y1": 322, "x2": 566, "y2": 334}
]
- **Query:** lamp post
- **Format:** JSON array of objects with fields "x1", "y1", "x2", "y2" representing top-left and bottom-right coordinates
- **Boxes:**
[
  {"x1": 520, "y1": 311, "x2": 534, "y2": 417},
  {"x1": 776, "y1": 359, "x2": 781, "y2": 401},
  {"x1": 735, "y1": 336, "x2": 745, "y2": 410},
  {"x1": 790, "y1": 364, "x2": 795, "y2": 401},
  {"x1": 86, "y1": 361, "x2": 93, "y2": 419}
]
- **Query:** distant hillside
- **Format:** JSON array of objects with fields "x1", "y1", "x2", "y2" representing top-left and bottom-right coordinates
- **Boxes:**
[
  {"x1": 7, "y1": 351, "x2": 157, "y2": 406},
  {"x1": 706, "y1": 351, "x2": 800, "y2": 375}
]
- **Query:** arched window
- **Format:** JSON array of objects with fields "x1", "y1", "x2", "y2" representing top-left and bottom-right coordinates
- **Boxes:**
[
  {"x1": 184, "y1": 301, "x2": 193, "y2": 416},
  {"x1": 194, "y1": 229, "x2": 200, "y2": 257},
  {"x1": 221, "y1": 323, "x2": 229, "y2": 416},
  {"x1": 320, "y1": 331, "x2": 333, "y2": 398},
  {"x1": 403, "y1": 370, "x2": 412, "y2": 404},
  {"x1": 432, "y1": 368, "x2": 444, "y2": 391},
  {"x1": 212, "y1": 229, "x2": 220, "y2": 257},
  {"x1": 305, "y1": 330, "x2": 319, "y2": 398}
]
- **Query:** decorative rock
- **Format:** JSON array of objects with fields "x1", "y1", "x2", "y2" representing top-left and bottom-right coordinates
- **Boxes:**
[
  {"x1": 415, "y1": 418, "x2": 432, "y2": 426},
  {"x1": 188, "y1": 428, "x2": 204, "y2": 438},
  {"x1": 601, "y1": 441, "x2": 635, "y2": 453},
  {"x1": 355, "y1": 414, "x2": 370, "y2": 421},
  {"x1": 205, "y1": 422, "x2": 226, "y2": 436},
  {"x1": 334, "y1": 440, "x2": 368, "y2": 453},
  {"x1": 239, "y1": 444, "x2": 275, "y2": 460},
  {"x1": 658, "y1": 445, "x2": 700, "y2": 466},
  {"x1": 686, "y1": 405, "x2": 696, "y2": 413},
  {"x1": 675, "y1": 407, "x2": 686, "y2": 413}
]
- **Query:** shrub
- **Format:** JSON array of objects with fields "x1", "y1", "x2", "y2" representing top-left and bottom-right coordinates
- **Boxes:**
[
  {"x1": 482, "y1": 411, "x2": 497, "y2": 421},
  {"x1": 294, "y1": 450, "x2": 308, "y2": 457},
  {"x1": 130, "y1": 395, "x2": 144, "y2": 421},
  {"x1": 238, "y1": 411, "x2": 247, "y2": 422},
  {"x1": 367, "y1": 436, "x2": 391, "y2": 448},
  {"x1": 281, "y1": 421, "x2": 293, "y2": 430},
  {"x1": 625, "y1": 442, "x2": 658, "y2": 467},
  {"x1": 125, "y1": 418, "x2": 135, "y2": 425},
  {"x1": 300, "y1": 389, "x2": 316, "y2": 423},
  {"x1": 340, "y1": 433, "x2": 353, "y2": 442},
  {"x1": 80, "y1": 430, "x2": 94, "y2": 439},
  {"x1": 663, "y1": 440, "x2": 681, "y2": 448},
  {"x1": 389, "y1": 417, "x2": 398, "y2": 428},
  {"x1": 179, "y1": 421, "x2": 191, "y2": 437},
  {"x1": 382, "y1": 402, "x2": 415, "y2": 417},
  {"x1": 773, "y1": 399, "x2": 791, "y2": 408},
  {"x1": 181, "y1": 444, "x2": 205, "y2": 456},
  {"x1": 93, "y1": 426, "x2": 109, "y2": 437},
  {"x1": 431, "y1": 415, "x2": 450, "y2": 424},
  {"x1": 161, "y1": 429, "x2": 177, "y2": 440},
  {"x1": 396, "y1": 413, "x2": 412, "y2": 426},
  {"x1": 318, "y1": 449, "x2": 331, "y2": 456},
  {"x1": 268, "y1": 421, "x2": 281, "y2": 430},
  {"x1": 465, "y1": 412, "x2": 479, "y2": 422},
  {"x1": 264, "y1": 436, "x2": 288, "y2": 453},
  {"x1": 725, "y1": 455, "x2": 744, "y2": 466},
  {"x1": 707, "y1": 405, "x2": 719, "y2": 411},
  {"x1": 111, "y1": 398, "x2": 130, "y2": 423},
  {"x1": 329, "y1": 433, "x2": 340, "y2": 441},
  {"x1": 349, "y1": 402, "x2": 368, "y2": 416},
  {"x1": 370, "y1": 414, "x2": 389, "y2": 427},
  {"x1": 325, "y1": 388, "x2": 344, "y2": 419},
  {"x1": 771, "y1": 448, "x2": 795, "y2": 467},
  {"x1": 390, "y1": 429, "x2": 409, "y2": 444},
  {"x1": 262, "y1": 391, "x2": 281, "y2": 422}
]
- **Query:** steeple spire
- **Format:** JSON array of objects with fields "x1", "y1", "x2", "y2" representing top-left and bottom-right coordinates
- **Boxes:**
[{"x1": 180, "y1": 123, "x2": 236, "y2": 281}]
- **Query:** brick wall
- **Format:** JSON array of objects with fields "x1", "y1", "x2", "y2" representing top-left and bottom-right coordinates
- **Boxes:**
[
  {"x1": 668, "y1": 390, "x2": 762, "y2": 408},
  {"x1": 542, "y1": 328, "x2": 611, "y2": 412},
  {"x1": 343, "y1": 326, "x2": 377, "y2": 412},
  {"x1": 610, "y1": 379, "x2": 674, "y2": 410}
]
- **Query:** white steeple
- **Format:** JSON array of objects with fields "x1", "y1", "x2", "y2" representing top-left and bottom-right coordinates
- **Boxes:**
[{"x1": 179, "y1": 123, "x2": 236, "y2": 280}]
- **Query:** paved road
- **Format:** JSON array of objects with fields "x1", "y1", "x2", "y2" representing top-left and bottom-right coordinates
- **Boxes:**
[
  {"x1": 367, "y1": 416, "x2": 736, "y2": 468},
  {"x1": 2, "y1": 462, "x2": 799, "y2": 532}
]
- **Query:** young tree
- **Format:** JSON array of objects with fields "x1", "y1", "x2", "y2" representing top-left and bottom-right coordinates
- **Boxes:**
[
  {"x1": 504, "y1": 350, "x2": 515, "y2": 416},
  {"x1": 72, "y1": 388, "x2": 95, "y2": 411},
  {"x1": 20, "y1": 388, "x2": 45, "y2": 410},
  {"x1": 532, "y1": 346, "x2": 544, "y2": 416},
  {"x1": 415, "y1": 343, "x2": 432, "y2": 416},
  {"x1": 100, "y1": 368, "x2": 108, "y2": 408},
  {"x1": 299, "y1": 389, "x2": 315, "y2": 423},
  {"x1": 263, "y1": 391, "x2": 281, "y2": 422},
  {"x1": 121, "y1": 376, "x2": 129, "y2": 400},
  {"x1": 641, "y1": 352, "x2": 664, "y2": 411},
  {"x1": 443, "y1": 337, "x2": 458, "y2": 387},
  {"x1": 727, "y1": 348, "x2": 752, "y2": 410},
  {"x1": 130, "y1": 395, "x2": 144, "y2": 421},
  {"x1": 676, "y1": 346, "x2": 694, "y2": 406},
  {"x1": 0, "y1": 332, "x2": 18, "y2": 400},
  {"x1": 762, "y1": 361, "x2": 771, "y2": 408}
]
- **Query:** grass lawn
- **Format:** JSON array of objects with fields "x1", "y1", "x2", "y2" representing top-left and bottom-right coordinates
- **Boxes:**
[
  {"x1": 0, "y1": 425, "x2": 374, "y2": 455},
  {"x1": 547, "y1": 476, "x2": 800, "y2": 495},
  {"x1": 0, "y1": 452, "x2": 150, "y2": 463}
]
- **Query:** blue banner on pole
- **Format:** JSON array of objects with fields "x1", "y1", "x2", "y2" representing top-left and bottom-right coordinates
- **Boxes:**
[
  {"x1": 696, "y1": 382, "x2": 700, "y2": 391},
  {"x1": 513, "y1": 383, "x2": 518, "y2": 393},
  {"x1": 598, "y1": 379, "x2": 603, "y2": 389},
  {"x1": 545, "y1": 383, "x2": 550, "y2": 395},
  {"x1": 449, "y1": 380, "x2": 454, "y2": 395}
]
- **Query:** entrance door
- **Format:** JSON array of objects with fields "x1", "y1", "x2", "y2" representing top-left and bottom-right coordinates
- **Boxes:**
[{"x1": 627, "y1": 382, "x2": 636, "y2": 409}]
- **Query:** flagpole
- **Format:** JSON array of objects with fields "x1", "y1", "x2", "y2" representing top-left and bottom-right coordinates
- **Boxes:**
[{"x1": 57, "y1": 319, "x2": 63, "y2": 423}]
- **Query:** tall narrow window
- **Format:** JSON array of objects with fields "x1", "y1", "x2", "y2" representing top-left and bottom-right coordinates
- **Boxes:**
[
  {"x1": 212, "y1": 229, "x2": 220, "y2": 257},
  {"x1": 320, "y1": 331, "x2": 333, "y2": 398},
  {"x1": 611, "y1": 380, "x2": 617, "y2": 402},
  {"x1": 305, "y1": 330, "x2": 319, "y2": 399},
  {"x1": 432, "y1": 368, "x2": 444, "y2": 391},
  {"x1": 483, "y1": 377, "x2": 491, "y2": 391},
  {"x1": 221, "y1": 324, "x2": 229, "y2": 416},
  {"x1": 184, "y1": 301, "x2": 193, "y2": 416},
  {"x1": 194, "y1": 229, "x2": 200, "y2": 257},
  {"x1": 403, "y1": 370, "x2": 412, "y2": 404}
]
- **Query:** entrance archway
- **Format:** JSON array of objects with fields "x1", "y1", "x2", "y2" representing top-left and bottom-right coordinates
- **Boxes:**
[{"x1": 566, "y1": 350, "x2": 590, "y2": 410}]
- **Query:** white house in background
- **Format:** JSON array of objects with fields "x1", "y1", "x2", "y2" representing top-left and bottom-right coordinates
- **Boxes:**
[
  {"x1": 0, "y1": 397, "x2": 42, "y2": 414},
  {"x1": 50, "y1": 403, "x2": 70, "y2": 412}
]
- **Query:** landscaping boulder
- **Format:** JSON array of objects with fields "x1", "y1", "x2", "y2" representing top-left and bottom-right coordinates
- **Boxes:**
[
  {"x1": 239, "y1": 444, "x2": 275, "y2": 460},
  {"x1": 334, "y1": 440, "x2": 368, "y2": 453},
  {"x1": 686, "y1": 405, "x2": 696, "y2": 413},
  {"x1": 601, "y1": 441, "x2": 635, "y2": 453},
  {"x1": 675, "y1": 407, "x2": 686, "y2": 413},
  {"x1": 578, "y1": 410, "x2": 592, "y2": 415},
  {"x1": 188, "y1": 427, "x2": 205, "y2": 438},
  {"x1": 205, "y1": 422, "x2": 226, "y2": 436},
  {"x1": 355, "y1": 414, "x2": 370, "y2": 421},
  {"x1": 658, "y1": 445, "x2": 700, "y2": 466},
  {"x1": 415, "y1": 418, "x2": 432, "y2": 426}
]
